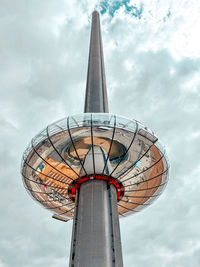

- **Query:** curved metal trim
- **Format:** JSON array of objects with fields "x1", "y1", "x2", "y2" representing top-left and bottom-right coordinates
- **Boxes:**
[
  {"x1": 22, "y1": 171, "x2": 69, "y2": 192},
  {"x1": 58, "y1": 206, "x2": 75, "y2": 216},
  {"x1": 91, "y1": 114, "x2": 96, "y2": 175},
  {"x1": 110, "y1": 122, "x2": 139, "y2": 177},
  {"x1": 23, "y1": 181, "x2": 67, "y2": 196},
  {"x1": 67, "y1": 117, "x2": 88, "y2": 176},
  {"x1": 101, "y1": 115, "x2": 116, "y2": 175},
  {"x1": 23, "y1": 184, "x2": 74, "y2": 209},
  {"x1": 30, "y1": 139, "x2": 74, "y2": 181},
  {"x1": 117, "y1": 139, "x2": 158, "y2": 179},
  {"x1": 23, "y1": 160, "x2": 70, "y2": 188},
  {"x1": 125, "y1": 182, "x2": 167, "y2": 193},
  {"x1": 47, "y1": 125, "x2": 80, "y2": 178},
  {"x1": 124, "y1": 194, "x2": 160, "y2": 199},
  {"x1": 121, "y1": 151, "x2": 166, "y2": 183},
  {"x1": 120, "y1": 199, "x2": 150, "y2": 206},
  {"x1": 123, "y1": 168, "x2": 169, "y2": 188},
  {"x1": 117, "y1": 203, "x2": 138, "y2": 213}
]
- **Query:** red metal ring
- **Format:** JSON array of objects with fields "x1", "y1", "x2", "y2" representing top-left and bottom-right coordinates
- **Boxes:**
[{"x1": 68, "y1": 174, "x2": 124, "y2": 202}]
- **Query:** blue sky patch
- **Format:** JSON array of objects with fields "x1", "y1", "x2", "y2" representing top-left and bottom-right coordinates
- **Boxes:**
[{"x1": 99, "y1": 0, "x2": 143, "y2": 18}]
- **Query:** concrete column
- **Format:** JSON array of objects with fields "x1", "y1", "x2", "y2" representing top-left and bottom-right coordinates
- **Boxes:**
[{"x1": 69, "y1": 180, "x2": 123, "y2": 267}]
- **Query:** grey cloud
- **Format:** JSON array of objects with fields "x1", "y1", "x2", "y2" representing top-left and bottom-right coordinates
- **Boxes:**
[{"x1": 0, "y1": 0, "x2": 200, "y2": 266}]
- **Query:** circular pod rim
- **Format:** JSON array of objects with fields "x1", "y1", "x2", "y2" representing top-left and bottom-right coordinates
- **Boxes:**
[{"x1": 21, "y1": 113, "x2": 169, "y2": 221}]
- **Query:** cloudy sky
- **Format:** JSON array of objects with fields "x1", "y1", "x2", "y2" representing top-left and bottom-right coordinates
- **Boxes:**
[{"x1": 1, "y1": 0, "x2": 200, "y2": 266}]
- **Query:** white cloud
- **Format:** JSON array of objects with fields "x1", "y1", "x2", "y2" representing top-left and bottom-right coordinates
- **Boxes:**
[{"x1": 0, "y1": 0, "x2": 200, "y2": 266}]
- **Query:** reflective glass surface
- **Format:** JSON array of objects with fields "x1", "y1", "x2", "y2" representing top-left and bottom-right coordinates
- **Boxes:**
[{"x1": 21, "y1": 113, "x2": 169, "y2": 219}]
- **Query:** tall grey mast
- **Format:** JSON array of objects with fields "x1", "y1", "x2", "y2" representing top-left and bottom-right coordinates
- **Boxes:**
[
  {"x1": 69, "y1": 11, "x2": 123, "y2": 267},
  {"x1": 84, "y1": 10, "x2": 109, "y2": 113}
]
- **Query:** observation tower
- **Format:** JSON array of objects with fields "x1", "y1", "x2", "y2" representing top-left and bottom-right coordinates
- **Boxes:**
[{"x1": 21, "y1": 11, "x2": 169, "y2": 267}]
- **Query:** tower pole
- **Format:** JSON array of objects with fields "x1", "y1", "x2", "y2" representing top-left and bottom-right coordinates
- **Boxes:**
[
  {"x1": 84, "y1": 10, "x2": 109, "y2": 113},
  {"x1": 69, "y1": 11, "x2": 123, "y2": 267}
]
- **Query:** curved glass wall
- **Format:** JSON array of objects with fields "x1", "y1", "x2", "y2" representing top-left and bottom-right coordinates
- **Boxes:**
[{"x1": 21, "y1": 113, "x2": 169, "y2": 220}]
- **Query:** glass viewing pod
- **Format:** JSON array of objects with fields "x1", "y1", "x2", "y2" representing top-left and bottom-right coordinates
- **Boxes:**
[{"x1": 21, "y1": 113, "x2": 169, "y2": 222}]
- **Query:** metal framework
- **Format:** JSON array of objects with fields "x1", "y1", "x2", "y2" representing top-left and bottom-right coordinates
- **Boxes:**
[{"x1": 22, "y1": 113, "x2": 169, "y2": 218}]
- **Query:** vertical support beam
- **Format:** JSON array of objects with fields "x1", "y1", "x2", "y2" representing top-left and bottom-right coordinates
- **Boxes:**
[
  {"x1": 69, "y1": 180, "x2": 123, "y2": 267},
  {"x1": 84, "y1": 11, "x2": 109, "y2": 113}
]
